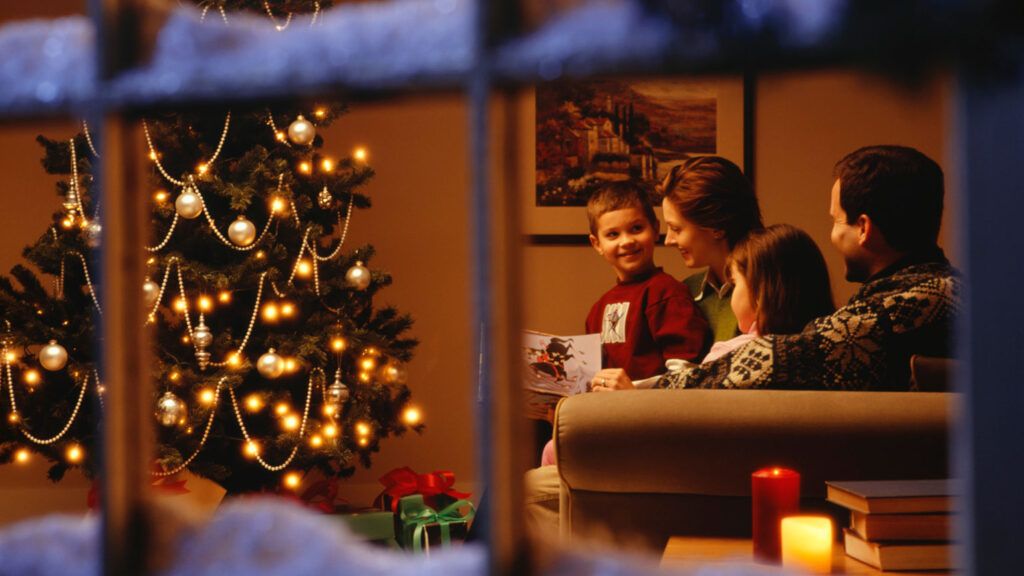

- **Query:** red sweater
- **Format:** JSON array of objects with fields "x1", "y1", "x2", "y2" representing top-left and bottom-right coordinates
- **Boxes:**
[{"x1": 586, "y1": 269, "x2": 708, "y2": 379}]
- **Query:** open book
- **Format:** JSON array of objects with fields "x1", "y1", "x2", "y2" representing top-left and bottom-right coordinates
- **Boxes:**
[{"x1": 522, "y1": 330, "x2": 600, "y2": 397}]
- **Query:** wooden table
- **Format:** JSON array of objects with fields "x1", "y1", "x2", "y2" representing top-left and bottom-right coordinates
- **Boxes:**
[{"x1": 661, "y1": 536, "x2": 953, "y2": 575}]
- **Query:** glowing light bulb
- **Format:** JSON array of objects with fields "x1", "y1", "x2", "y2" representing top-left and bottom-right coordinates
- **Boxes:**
[
  {"x1": 148, "y1": 151, "x2": 158, "y2": 161},
  {"x1": 197, "y1": 296, "x2": 213, "y2": 312},
  {"x1": 3, "y1": 350, "x2": 17, "y2": 363},
  {"x1": 353, "y1": 147, "x2": 368, "y2": 163},
  {"x1": 61, "y1": 217, "x2": 75, "y2": 229},
  {"x1": 244, "y1": 441, "x2": 260, "y2": 457},
  {"x1": 66, "y1": 445, "x2": 83, "y2": 463},
  {"x1": 262, "y1": 302, "x2": 280, "y2": 322},
  {"x1": 275, "y1": 403, "x2": 290, "y2": 416},
  {"x1": 284, "y1": 472, "x2": 301, "y2": 489},
  {"x1": 14, "y1": 448, "x2": 29, "y2": 464},
  {"x1": 218, "y1": 291, "x2": 232, "y2": 303},
  {"x1": 228, "y1": 352, "x2": 242, "y2": 368},
  {"x1": 282, "y1": 414, "x2": 300, "y2": 431},
  {"x1": 359, "y1": 357, "x2": 377, "y2": 371},
  {"x1": 154, "y1": 190, "x2": 169, "y2": 203},
  {"x1": 322, "y1": 405, "x2": 336, "y2": 417},
  {"x1": 321, "y1": 158, "x2": 334, "y2": 173},
  {"x1": 245, "y1": 394, "x2": 263, "y2": 412},
  {"x1": 283, "y1": 358, "x2": 298, "y2": 373},
  {"x1": 330, "y1": 337, "x2": 347, "y2": 352},
  {"x1": 359, "y1": 371, "x2": 372, "y2": 383},
  {"x1": 270, "y1": 197, "x2": 285, "y2": 213},
  {"x1": 280, "y1": 302, "x2": 295, "y2": 317},
  {"x1": 299, "y1": 161, "x2": 312, "y2": 174},
  {"x1": 402, "y1": 406, "x2": 422, "y2": 426},
  {"x1": 323, "y1": 423, "x2": 339, "y2": 438},
  {"x1": 196, "y1": 163, "x2": 209, "y2": 175},
  {"x1": 309, "y1": 435, "x2": 324, "y2": 447},
  {"x1": 169, "y1": 371, "x2": 180, "y2": 382},
  {"x1": 8, "y1": 412, "x2": 19, "y2": 423},
  {"x1": 255, "y1": 250, "x2": 266, "y2": 260},
  {"x1": 355, "y1": 421, "x2": 371, "y2": 437},
  {"x1": 358, "y1": 437, "x2": 369, "y2": 447},
  {"x1": 295, "y1": 260, "x2": 312, "y2": 278},
  {"x1": 198, "y1": 388, "x2": 215, "y2": 405},
  {"x1": 363, "y1": 347, "x2": 379, "y2": 357},
  {"x1": 23, "y1": 370, "x2": 40, "y2": 385},
  {"x1": 181, "y1": 335, "x2": 191, "y2": 344},
  {"x1": 314, "y1": 108, "x2": 327, "y2": 119},
  {"x1": 173, "y1": 297, "x2": 187, "y2": 312}
]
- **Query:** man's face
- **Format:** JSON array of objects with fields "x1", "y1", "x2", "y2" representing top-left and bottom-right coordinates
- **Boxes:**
[{"x1": 829, "y1": 179, "x2": 870, "y2": 282}]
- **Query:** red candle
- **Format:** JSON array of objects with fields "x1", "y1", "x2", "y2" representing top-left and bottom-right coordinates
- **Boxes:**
[{"x1": 752, "y1": 467, "x2": 801, "y2": 562}]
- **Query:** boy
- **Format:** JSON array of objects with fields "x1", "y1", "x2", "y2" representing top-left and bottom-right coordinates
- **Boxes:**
[{"x1": 585, "y1": 182, "x2": 708, "y2": 380}]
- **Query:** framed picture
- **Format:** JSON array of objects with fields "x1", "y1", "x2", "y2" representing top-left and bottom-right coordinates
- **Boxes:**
[{"x1": 525, "y1": 75, "x2": 751, "y2": 244}]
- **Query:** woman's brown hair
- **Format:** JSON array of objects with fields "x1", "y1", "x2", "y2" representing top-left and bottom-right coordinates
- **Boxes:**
[
  {"x1": 659, "y1": 156, "x2": 764, "y2": 247},
  {"x1": 729, "y1": 224, "x2": 835, "y2": 335}
]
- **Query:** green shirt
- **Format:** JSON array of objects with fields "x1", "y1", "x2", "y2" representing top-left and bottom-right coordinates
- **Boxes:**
[{"x1": 683, "y1": 271, "x2": 740, "y2": 343}]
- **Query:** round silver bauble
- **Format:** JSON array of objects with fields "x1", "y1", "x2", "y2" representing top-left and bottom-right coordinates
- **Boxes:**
[
  {"x1": 227, "y1": 216, "x2": 257, "y2": 247},
  {"x1": 84, "y1": 220, "x2": 102, "y2": 248},
  {"x1": 327, "y1": 368, "x2": 351, "y2": 407},
  {"x1": 39, "y1": 340, "x2": 68, "y2": 371},
  {"x1": 287, "y1": 115, "x2": 316, "y2": 146},
  {"x1": 175, "y1": 189, "x2": 204, "y2": 219},
  {"x1": 257, "y1": 348, "x2": 285, "y2": 379},
  {"x1": 155, "y1": 391, "x2": 185, "y2": 427},
  {"x1": 143, "y1": 279, "x2": 160, "y2": 308},
  {"x1": 345, "y1": 261, "x2": 371, "y2": 291},
  {"x1": 382, "y1": 364, "x2": 407, "y2": 385}
]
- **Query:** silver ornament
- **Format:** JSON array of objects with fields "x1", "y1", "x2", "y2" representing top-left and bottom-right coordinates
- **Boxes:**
[
  {"x1": 257, "y1": 348, "x2": 285, "y2": 379},
  {"x1": 287, "y1": 115, "x2": 316, "y2": 146},
  {"x1": 317, "y1": 186, "x2": 332, "y2": 209},
  {"x1": 155, "y1": 391, "x2": 185, "y2": 427},
  {"x1": 382, "y1": 364, "x2": 407, "y2": 385},
  {"x1": 175, "y1": 188, "x2": 204, "y2": 219},
  {"x1": 39, "y1": 340, "x2": 68, "y2": 371},
  {"x1": 228, "y1": 216, "x2": 257, "y2": 247},
  {"x1": 143, "y1": 279, "x2": 160, "y2": 308},
  {"x1": 84, "y1": 220, "x2": 102, "y2": 248},
  {"x1": 345, "y1": 261, "x2": 371, "y2": 291},
  {"x1": 326, "y1": 368, "x2": 350, "y2": 414},
  {"x1": 192, "y1": 317, "x2": 213, "y2": 371}
]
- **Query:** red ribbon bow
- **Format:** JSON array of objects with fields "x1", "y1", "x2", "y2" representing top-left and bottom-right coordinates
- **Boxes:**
[
  {"x1": 375, "y1": 466, "x2": 471, "y2": 512},
  {"x1": 300, "y1": 477, "x2": 349, "y2": 513}
]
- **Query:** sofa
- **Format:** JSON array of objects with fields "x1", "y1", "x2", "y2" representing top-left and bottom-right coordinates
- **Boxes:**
[{"x1": 550, "y1": 389, "x2": 954, "y2": 552}]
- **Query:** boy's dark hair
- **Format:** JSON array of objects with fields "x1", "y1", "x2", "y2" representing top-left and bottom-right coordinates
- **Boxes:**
[
  {"x1": 833, "y1": 145, "x2": 944, "y2": 252},
  {"x1": 729, "y1": 224, "x2": 835, "y2": 335},
  {"x1": 586, "y1": 181, "x2": 659, "y2": 236},
  {"x1": 659, "y1": 156, "x2": 763, "y2": 248}
]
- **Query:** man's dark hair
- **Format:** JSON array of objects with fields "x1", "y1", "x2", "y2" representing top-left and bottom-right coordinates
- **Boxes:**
[
  {"x1": 586, "y1": 181, "x2": 659, "y2": 236},
  {"x1": 834, "y1": 145, "x2": 944, "y2": 252}
]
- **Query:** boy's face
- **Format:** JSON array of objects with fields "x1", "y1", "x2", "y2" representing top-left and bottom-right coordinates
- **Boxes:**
[{"x1": 589, "y1": 207, "x2": 657, "y2": 282}]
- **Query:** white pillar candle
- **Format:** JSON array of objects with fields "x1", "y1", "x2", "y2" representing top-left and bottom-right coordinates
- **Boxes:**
[{"x1": 781, "y1": 515, "x2": 833, "y2": 574}]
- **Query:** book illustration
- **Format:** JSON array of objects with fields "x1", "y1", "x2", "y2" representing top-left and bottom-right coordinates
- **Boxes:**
[
  {"x1": 522, "y1": 331, "x2": 600, "y2": 396},
  {"x1": 826, "y1": 479, "x2": 957, "y2": 514}
]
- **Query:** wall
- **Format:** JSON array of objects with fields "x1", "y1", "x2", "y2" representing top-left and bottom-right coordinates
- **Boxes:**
[{"x1": 523, "y1": 69, "x2": 953, "y2": 334}]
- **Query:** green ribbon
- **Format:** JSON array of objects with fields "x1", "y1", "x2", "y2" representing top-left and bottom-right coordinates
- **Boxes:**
[{"x1": 398, "y1": 494, "x2": 475, "y2": 553}]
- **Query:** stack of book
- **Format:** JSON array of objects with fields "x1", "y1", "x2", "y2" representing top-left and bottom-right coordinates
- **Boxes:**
[{"x1": 826, "y1": 479, "x2": 958, "y2": 572}]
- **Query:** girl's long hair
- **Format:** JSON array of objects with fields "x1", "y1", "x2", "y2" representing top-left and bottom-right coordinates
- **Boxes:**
[{"x1": 729, "y1": 224, "x2": 835, "y2": 334}]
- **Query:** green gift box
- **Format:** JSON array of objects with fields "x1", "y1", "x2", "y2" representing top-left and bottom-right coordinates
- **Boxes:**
[
  {"x1": 332, "y1": 510, "x2": 399, "y2": 549},
  {"x1": 397, "y1": 494, "x2": 475, "y2": 552}
]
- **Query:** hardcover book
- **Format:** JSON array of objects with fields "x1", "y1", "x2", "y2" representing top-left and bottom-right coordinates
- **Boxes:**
[
  {"x1": 850, "y1": 510, "x2": 951, "y2": 541},
  {"x1": 826, "y1": 479, "x2": 957, "y2": 514},
  {"x1": 843, "y1": 528, "x2": 955, "y2": 571}
]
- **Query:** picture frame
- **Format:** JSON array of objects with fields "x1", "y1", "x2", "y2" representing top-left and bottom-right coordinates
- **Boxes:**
[{"x1": 525, "y1": 75, "x2": 753, "y2": 245}]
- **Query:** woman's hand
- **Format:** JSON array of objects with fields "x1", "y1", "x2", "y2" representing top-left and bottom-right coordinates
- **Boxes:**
[{"x1": 590, "y1": 368, "x2": 634, "y2": 392}]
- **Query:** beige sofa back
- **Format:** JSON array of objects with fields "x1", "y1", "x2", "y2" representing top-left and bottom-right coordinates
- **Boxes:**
[{"x1": 553, "y1": 389, "x2": 954, "y2": 551}]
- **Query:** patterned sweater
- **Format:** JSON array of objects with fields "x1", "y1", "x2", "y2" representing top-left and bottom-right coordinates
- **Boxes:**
[{"x1": 657, "y1": 252, "x2": 960, "y2": 390}]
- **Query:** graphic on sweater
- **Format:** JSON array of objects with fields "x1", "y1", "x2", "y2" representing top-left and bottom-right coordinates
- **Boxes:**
[{"x1": 601, "y1": 302, "x2": 629, "y2": 344}]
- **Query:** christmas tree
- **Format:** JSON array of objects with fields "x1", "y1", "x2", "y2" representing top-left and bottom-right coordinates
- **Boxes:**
[{"x1": 0, "y1": 97, "x2": 420, "y2": 491}]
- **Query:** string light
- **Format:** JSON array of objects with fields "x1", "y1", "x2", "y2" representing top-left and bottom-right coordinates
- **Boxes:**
[
  {"x1": 283, "y1": 472, "x2": 301, "y2": 489},
  {"x1": 196, "y1": 163, "x2": 209, "y2": 175},
  {"x1": 22, "y1": 370, "x2": 40, "y2": 385},
  {"x1": 198, "y1": 295, "x2": 213, "y2": 312},
  {"x1": 148, "y1": 151, "x2": 158, "y2": 161},
  {"x1": 275, "y1": 403, "x2": 290, "y2": 416},
  {"x1": 296, "y1": 260, "x2": 312, "y2": 278},
  {"x1": 244, "y1": 394, "x2": 263, "y2": 412},
  {"x1": 275, "y1": 131, "x2": 287, "y2": 142},
  {"x1": 271, "y1": 197, "x2": 286, "y2": 214},
  {"x1": 323, "y1": 423, "x2": 338, "y2": 438},
  {"x1": 322, "y1": 405, "x2": 336, "y2": 417},
  {"x1": 353, "y1": 147, "x2": 368, "y2": 163},
  {"x1": 314, "y1": 108, "x2": 327, "y2": 119},
  {"x1": 262, "y1": 302, "x2": 280, "y2": 322},
  {"x1": 321, "y1": 158, "x2": 335, "y2": 172},
  {"x1": 244, "y1": 441, "x2": 260, "y2": 458},
  {"x1": 330, "y1": 337, "x2": 347, "y2": 352},
  {"x1": 61, "y1": 217, "x2": 75, "y2": 229},
  {"x1": 14, "y1": 448, "x2": 29, "y2": 464},
  {"x1": 255, "y1": 250, "x2": 266, "y2": 260},
  {"x1": 154, "y1": 190, "x2": 169, "y2": 203},
  {"x1": 359, "y1": 356, "x2": 377, "y2": 371},
  {"x1": 218, "y1": 291, "x2": 232, "y2": 303},
  {"x1": 174, "y1": 297, "x2": 188, "y2": 312},
  {"x1": 228, "y1": 352, "x2": 243, "y2": 368},
  {"x1": 283, "y1": 358, "x2": 298, "y2": 373},
  {"x1": 309, "y1": 434, "x2": 323, "y2": 447},
  {"x1": 355, "y1": 421, "x2": 371, "y2": 437},
  {"x1": 198, "y1": 388, "x2": 216, "y2": 406},
  {"x1": 299, "y1": 161, "x2": 312, "y2": 174},
  {"x1": 282, "y1": 414, "x2": 300, "y2": 431},
  {"x1": 8, "y1": 413, "x2": 19, "y2": 423},
  {"x1": 363, "y1": 347, "x2": 380, "y2": 357},
  {"x1": 402, "y1": 406, "x2": 422, "y2": 426},
  {"x1": 181, "y1": 335, "x2": 191, "y2": 344},
  {"x1": 4, "y1": 350, "x2": 17, "y2": 362},
  {"x1": 358, "y1": 437, "x2": 369, "y2": 447},
  {"x1": 66, "y1": 444, "x2": 83, "y2": 463},
  {"x1": 359, "y1": 372, "x2": 372, "y2": 383},
  {"x1": 169, "y1": 371, "x2": 180, "y2": 382}
]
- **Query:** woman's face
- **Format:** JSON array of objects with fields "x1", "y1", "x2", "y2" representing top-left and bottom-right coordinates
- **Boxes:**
[
  {"x1": 729, "y1": 261, "x2": 757, "y2": 334},
  {"x1": 661, "y1": 197, "x2": 730, "y2": 270}
]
